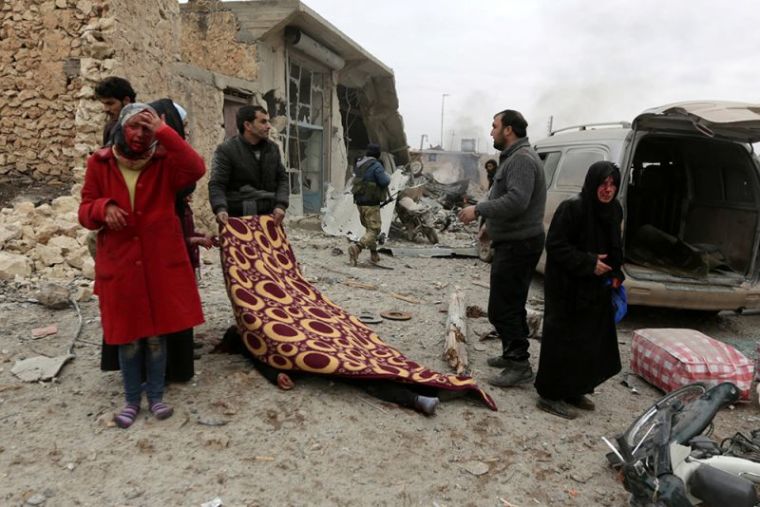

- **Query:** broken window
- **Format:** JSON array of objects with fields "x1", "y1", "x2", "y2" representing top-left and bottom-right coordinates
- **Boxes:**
[
  {"x1": 288, "y1": 125, "x2": 323, "y2": 212},
  {"x1": 287, "y1": 57, "x2": 328, "y2": 213},
  {"x1": 289, "y1": 61, "x2": 325, "y2": 127}
]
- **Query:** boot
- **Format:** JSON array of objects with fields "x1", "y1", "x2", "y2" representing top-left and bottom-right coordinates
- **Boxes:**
[
  {"x1": 348, "y1": 243, "x2": 361, "y2": 266},
  {"x1": 414, "y1": 395, "x2": 440, "y2": 416},
  {"x1": 537, "y1": 397, "x2": 578, "y2": 420},
  {"x1": 370, "y1": 250, "x2": 380, "y2": 264},
  {"x1": 488, "y1": 360, "x2": 534, "y2": 387},
  {"x1": 486, "y1": 355, "x2": 510, "y2": 368}
]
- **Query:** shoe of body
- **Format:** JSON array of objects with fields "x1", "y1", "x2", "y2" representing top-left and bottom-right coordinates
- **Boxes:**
[
  {"x1": 370, "y1": 250, "x2": 380, "y2": 263},
  {"x1": 537, "y1": 397, "x2": 578, "y2": 420},
  {"x1": 488, "y1": 361, "x2": 534, "y2": 387},
  {"x1": 414, "y1": 395, "x2": 440, "y2": 416},
  {"x1": 565, "y1": 394, "x2": 595, "y2": 411}
]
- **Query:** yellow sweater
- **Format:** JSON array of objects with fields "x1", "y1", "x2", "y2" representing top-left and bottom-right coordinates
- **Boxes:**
[{"x1": 116, "y1": 160, "x2": 148, "y2": 209}]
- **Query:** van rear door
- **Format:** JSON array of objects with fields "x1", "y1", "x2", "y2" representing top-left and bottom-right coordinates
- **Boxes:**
[{"x1": 633, "y1": 101, "x2": 760, "y2": 143}]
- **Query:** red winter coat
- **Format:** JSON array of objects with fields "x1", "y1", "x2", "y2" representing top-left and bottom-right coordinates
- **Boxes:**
[{"x1": 79, "y1": 125, "x2": 206, "y2": 345}]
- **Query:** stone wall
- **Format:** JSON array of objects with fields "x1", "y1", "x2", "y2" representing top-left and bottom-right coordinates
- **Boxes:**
[
  {"x1": 0, "y1": 0, "x2": 183, "y2": 283},
  {"x1": 180, "y1": 1, "x2": 258, "y2": 82},
  {"x1": 169, "y1": 73, "x2": 226, "y2": 232},
  {"x1": 0, "y1": 0, "x2": 103, "y2": 184},
  {"x1": 0, "y1": 0, "x2": 181, "y2": 186}
]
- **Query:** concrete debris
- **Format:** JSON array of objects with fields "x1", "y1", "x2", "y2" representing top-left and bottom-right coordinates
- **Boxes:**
[
  {"x1": 25, "y1": 493, "x2": 47, "y2": 506},
  {"x1": 11, "y1": 354, "x2": 75, "y2": 382},
  {"x1": 322, "y1": 170, "x2": 409, "y2": 242},
  {"x1": 36, "y1": 283, "x2": 70, "y2": 309},
  {"x1": 31, "y1": 324, "x2": 58, "y2": 339},
  {"x1": 462, "y1": 460, "x2": 489, "y2": 476},
  {"x1": 0, "y1": 251, "x2": 32, "y2": 280}
]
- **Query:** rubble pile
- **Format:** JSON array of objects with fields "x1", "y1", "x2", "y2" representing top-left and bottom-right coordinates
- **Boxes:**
[{"x1": 0, "y1": 191, "x2": 93, "y2": 283}]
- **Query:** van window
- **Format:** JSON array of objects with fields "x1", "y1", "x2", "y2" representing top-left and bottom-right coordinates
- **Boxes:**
[
  {"x1": 555, "y1": 148, "x2": 606, "y2": 188},
  {"x1": 539, "y1": 151, "x2": 561, "y2": 188}
]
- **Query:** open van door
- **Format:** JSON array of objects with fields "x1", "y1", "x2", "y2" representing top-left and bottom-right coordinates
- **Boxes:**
[{"x1": 633, "y1": 101, "x2": 760, "y2": 143}]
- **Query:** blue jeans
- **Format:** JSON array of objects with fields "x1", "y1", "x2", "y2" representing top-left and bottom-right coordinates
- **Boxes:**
[{"x1": 118, "y1": 336, "x2": 167, "y2": 405}]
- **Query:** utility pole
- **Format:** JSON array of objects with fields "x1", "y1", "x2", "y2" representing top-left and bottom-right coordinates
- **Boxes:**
[
  {"x1": 419, "y1": 134, "x2": 428, "y2": 150},
  {"x1": 440, "y1": 93, "x2": 449, "y2": 150}
]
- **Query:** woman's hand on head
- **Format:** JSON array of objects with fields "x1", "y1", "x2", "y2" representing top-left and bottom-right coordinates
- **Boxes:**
[{"x1": 132, "y1": 109, "x2": 164, "y2": 135}]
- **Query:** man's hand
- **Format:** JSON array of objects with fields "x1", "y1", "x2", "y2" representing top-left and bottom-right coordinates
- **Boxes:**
[
  {"x1": 273, "y1": 207, "x2": 285, "y2": 226},
  {"x1": 458, "y1": 205, "x2": 478, "y2": 225},
  {"x1": 190, "y1": 236, "x2": 214, "y2": 249},
  {"x1": 594, "y1": 254, "x2": 612, "y2": 276},
  {"x1": 477, "y1": 224, "x2": 490, "y2": 243},
  {"x1": 216, "y1": 210, "x2": 229, "y2": 226},
  {"x1": 104, "y1": 203, "x2": 128, "y2": 230}
]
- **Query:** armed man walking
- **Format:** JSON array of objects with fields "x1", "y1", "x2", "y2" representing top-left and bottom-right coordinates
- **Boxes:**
[
  {"x1": 458, "y1": 109, "x2": 546, "y2": 388},
  {"x1": 349, "y1": 143, "x2": 390, "y2": 266}
]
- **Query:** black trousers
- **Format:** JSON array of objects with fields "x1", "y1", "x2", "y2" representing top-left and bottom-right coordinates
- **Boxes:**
[
  {"x1": 251, "y1": 359, "x2": 425, "y2": 408},
  {"x1": 488, "y1": 233, "x2": 544, "y2": 362}
]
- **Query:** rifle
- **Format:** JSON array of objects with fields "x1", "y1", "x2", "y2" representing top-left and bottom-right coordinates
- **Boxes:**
[{"x1": 379, "y1": 189, "x2": 399, "y2": 208}]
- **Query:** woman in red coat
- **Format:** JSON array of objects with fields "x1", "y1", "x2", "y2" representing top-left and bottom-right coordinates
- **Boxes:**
[{"x1": 79, "y1": 103, "x2": 206, "y2": 428}]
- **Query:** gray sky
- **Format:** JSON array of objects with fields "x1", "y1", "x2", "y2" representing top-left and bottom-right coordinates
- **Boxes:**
[{"x1": 304, "y1": 0, "x2": 760, "y2": 153}]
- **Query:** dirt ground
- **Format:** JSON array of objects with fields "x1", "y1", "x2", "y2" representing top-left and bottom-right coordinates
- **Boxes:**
[{"x1": 1, "y1": 216, "x2": 759, "y2": 507}]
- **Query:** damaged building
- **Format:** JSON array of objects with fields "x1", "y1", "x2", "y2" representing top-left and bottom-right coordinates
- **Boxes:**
[
  {"x1": 0, "y1": 0, "x2": 408, "y2": 219},
  {"x1": 0, "y1": 0, "x2": 408, "y2": 281},
  {"x1": 410, "y1": 143, "x2": 496, "y2": 191},
  {"x1": 178, "y1": 0, "x2": 409, "y2": 216}
]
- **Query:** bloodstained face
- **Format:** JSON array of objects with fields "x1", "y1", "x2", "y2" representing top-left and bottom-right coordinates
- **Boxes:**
[
  {"x1": 123, "y1": 115, "x2": 155, "y2": 154},
  {"x1": 597, "y1": 175, "x2": 617, "y2": 203}
]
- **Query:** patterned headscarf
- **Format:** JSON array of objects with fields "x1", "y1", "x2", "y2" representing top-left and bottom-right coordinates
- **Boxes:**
[{"x1": 111, "y1": 103, "x2": 158, "y2": 162}]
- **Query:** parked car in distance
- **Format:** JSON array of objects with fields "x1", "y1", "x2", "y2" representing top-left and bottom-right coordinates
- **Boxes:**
[{"x1": 533, "y1": 101, "x2": 760, "y2": 311}]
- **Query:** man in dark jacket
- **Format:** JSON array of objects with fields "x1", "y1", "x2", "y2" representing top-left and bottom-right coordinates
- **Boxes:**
[
  {"x1": 208, "y1": 105, "x2": 289, "y2": 226},
  {"x1": 348, "y1": 143, "x2": 390, "y2": 265},
  {"x1": 458, "y1": 109, "x2": 546, "y2": 388}
]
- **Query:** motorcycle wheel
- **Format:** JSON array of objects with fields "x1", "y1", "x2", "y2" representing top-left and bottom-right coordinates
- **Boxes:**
[{"x1": 624, "y1": 383, "x2": 707, "y2": 454}]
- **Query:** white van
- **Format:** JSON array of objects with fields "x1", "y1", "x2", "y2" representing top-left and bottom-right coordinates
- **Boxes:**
[{"x1": 534, "y1": 101, "x2": 760, "y2": 311}]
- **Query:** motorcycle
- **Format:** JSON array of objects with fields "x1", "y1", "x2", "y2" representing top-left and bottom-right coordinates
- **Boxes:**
[
  {"x1": 385, "y1": 186, "x2": 439, "y2": 244},
  {"x1": 604, "y1": 382, "x2": 760, "y2": 506}
]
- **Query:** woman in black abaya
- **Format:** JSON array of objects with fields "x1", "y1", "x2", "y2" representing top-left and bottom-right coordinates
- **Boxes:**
[{"x1": 534, "y1": 161, "x2": 624, "y2": 419}]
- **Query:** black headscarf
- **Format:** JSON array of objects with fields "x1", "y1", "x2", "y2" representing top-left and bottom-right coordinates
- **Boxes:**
[
  {"x1": 581, "y1": 161, "x2": 621, "y2": 224},
  {"x1": 147, "y1": 99, "x2": 195, "y2": 218},
  {"x1": 579, "y1": 161, "x2": 623, "y2": 272},
  {"x1": 149, "y1": 98, "x2": 186, "y2": 140}
]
